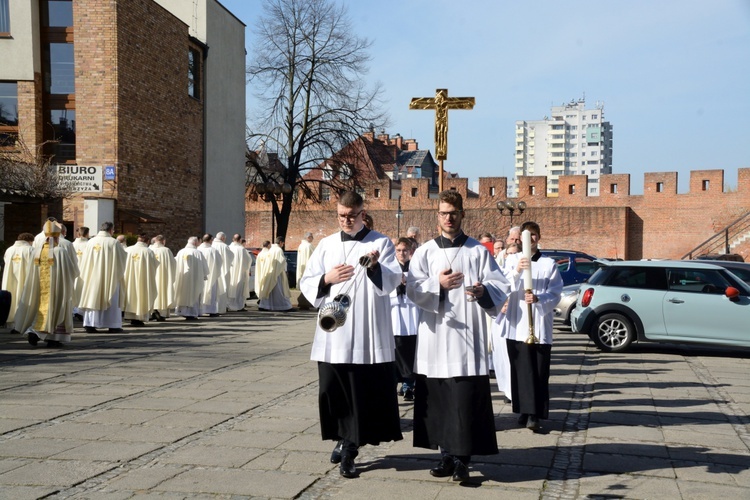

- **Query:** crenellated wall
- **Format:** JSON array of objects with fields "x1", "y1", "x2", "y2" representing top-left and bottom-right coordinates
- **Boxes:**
[{"x1": 245, "y1": 168, "x2": 750, "y2": 261}]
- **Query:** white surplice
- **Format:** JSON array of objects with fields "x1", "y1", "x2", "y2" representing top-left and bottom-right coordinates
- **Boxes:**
[
  {"x1": 407, "y1": 235, "x2": 510, "y2": 378},
  {"x1": 300, "y1": 228, "x2": 401, "y2": 364}
]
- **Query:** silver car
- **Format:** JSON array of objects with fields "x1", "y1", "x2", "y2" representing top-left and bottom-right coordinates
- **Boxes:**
[{"x1": 554, "y1": 284, "x2": 581, "y2": 326}]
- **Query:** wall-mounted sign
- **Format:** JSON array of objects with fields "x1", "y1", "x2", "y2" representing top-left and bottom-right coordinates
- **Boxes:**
[{"x1": 58, "y1": 166, "x2": 103, "y2": 193}]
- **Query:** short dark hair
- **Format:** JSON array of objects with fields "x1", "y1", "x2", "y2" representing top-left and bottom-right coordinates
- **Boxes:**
[
  {"x1": 396, "y1": 237, "x2": 414, "y2": 250},
  {"x1": 79, "y1": 226, "x2": 90, "y2": 238},
  {"x1": 101, "y1": 221, "x2": 114, "y2": 232},
  {"x1": 202, "y1": 233, "x2": 213, "y2": 243},
  {"x1": 438, "y1": 190, "x2": 463, "y2": 211},
  {"x1": 338, "y1": 191, "x2": 363, "y2": 209},
  {"x1": 275, "y1": 236, "x2": 284, "y2": 245},
  {"x1": 18, "y1": 232, "x2": 35, "y2": 243},
  {"x1": 520, "y1": 221, "x2": 541, "y2": 235}
]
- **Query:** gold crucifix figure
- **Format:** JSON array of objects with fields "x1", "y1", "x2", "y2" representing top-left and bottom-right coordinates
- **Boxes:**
[{"x1": 410, "y1": 88, "x2": 475, "y2": 191}]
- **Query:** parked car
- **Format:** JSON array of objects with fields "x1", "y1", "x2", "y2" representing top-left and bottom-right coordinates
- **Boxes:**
[
  {"x1": 697, "y1": 260, "x2": 750, "y2": 286},
  {"x1": 572, "y1": 260, "x2": 750, "y2": 353},
  {"x1": 540, "y1": 249, "x2": 600, "y2": 286},
  {"x1": 553, "y1": 283, "x2": 582, "y2": 326},
  {"x1": 695, "y1": 253, "x2": 744, "y2": 262}
]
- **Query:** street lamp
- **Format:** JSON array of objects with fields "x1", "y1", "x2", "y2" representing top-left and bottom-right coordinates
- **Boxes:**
[
  {"x1": 496, "y1": 200, "x2": 527, "y2": 229},
  {"x1": 395, "y1": 195, "x2": 404, "y2": 237},
  {"x1": 254, "y1": 180, "x2": 292, "y2": 240}
]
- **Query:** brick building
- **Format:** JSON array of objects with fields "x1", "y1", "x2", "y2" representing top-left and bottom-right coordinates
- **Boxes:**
[
  {"x1": 245, "y1": 132, "x2": 750, "y2": 261},
  {"x1": 0, "y1": 0, "x2": 246, "y2": 250}
]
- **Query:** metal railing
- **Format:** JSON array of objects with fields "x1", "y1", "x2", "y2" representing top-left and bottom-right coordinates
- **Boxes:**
[{"x1": 681, "y1": 211, "x2": 750, "y2": 259}]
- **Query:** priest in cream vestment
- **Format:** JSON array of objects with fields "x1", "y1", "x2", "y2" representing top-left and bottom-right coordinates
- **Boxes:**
[
  {"x1": 78, "y1": 222, "x2": 127, "y2": 332},
  {"x1": 212, "y1": 232, "x2": 234, "y2": 313},
  {"x1": 122, "y1": 235, "x2": 160, "y2": 326},
  {"x1": 198, "y1": 234, "x2": 223, "y2": 316},
  {"x1": 150, "y1": 234, "x2": 176, "y2": 320},
  {"x1": 227, "y1": 234, "x2": 252, "y2": 311},
  {"x1": 15, "y1": 221, "x2": 79, "y2": 347},
  {"x1": 2, "y1": 233, "x2": 35, "y2": 332},
  {"x1": 256, "y1": 237, "x2": 292, "y2": 311}
]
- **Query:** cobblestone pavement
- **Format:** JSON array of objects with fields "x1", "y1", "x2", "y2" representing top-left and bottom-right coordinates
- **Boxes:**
[{"x1": 1, "y1": 303, "x2": 749, "y2": 499}]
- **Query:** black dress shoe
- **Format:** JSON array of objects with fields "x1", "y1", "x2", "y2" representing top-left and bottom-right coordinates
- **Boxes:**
[
  {"x1": 403, "y1": 388, "x2": 414, "y2": 401},
  {"x1": 517, "y1": 413, "x2": 529, "y2": 427},
  {"x1": 339, "y1": 454, "x2": 357, "y2": 478},
  {"x1": 84, "y1": 326, "x2": 98, "y2": 333},
  {"x1": 527, "y1": 416, "x2": 541, "y2": 432},
  {"x1": 208, "y1": 313, "x2": 220, "y2": 317},
  {"x1": 184, "y1": 316, "x2": 198, "y2": 321},
  {"x1": 74, "y1": 314, "x2": 83, "y2": 321},
  {"x1": 45, "y1": 340, "x2": 63, "y2": 348},
  {"x1": 27, "y1": 332, "x2": 39, "y2": 346},
  {"x1": 330, "y1": 440, "x2": 343, "y2": 464},
  {"x1": 429, "y1": 455, "x2": 455, "y2": 478},
  {"x1": 452, "y1": 460, "x2": 470, "y2": 482},
  {"x1": 130, "y1": 320, "x2": 145, "y2": 327},
  {"x1": 108, "y1": 328, "x2": 124, "y2": 333}
]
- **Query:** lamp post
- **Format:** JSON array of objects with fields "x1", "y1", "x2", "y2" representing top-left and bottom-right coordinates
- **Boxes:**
[
  {"x1": 254, "y1": 180, "x2": 292, "y2": 240},
  {"x1": 396, "y1": 195, "x2": 404, "y2": 237},
  {"x1": 496, "y1": 200, "x2": 527, "y2": 230}
]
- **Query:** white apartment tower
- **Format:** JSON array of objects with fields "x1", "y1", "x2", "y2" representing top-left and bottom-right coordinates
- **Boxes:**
[{"x1": 513, "y1": 98, "x2": 613, "y2": 196}]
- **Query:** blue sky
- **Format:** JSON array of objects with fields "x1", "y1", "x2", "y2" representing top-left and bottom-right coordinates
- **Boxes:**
[{"x1": 220, "y1": 0, "x2": 750, "y2": 194}]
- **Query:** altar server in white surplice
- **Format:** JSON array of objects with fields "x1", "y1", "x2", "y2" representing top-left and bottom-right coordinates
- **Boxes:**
[
  {"x1": 122, "y1": 234, "x2": 160, "y2": 326},
  {"x1": 198, "y1": 234, "x2": 223, "y2": 316},
  {"x1": 150, "y1": 234, "x2": 176, "y2": 320},
  {"x1": 227, "y1": 233, "x2": 252, "y2": 311},
  {"x1": 212, "y1": 232, "x2": 234, "y2": 313},
  {"x1": 2, "y1": 233, "x2": 35, "y2": 333},
  {"x1": 300, "y1": 191, "x2": 403, "y2": 479},
  {"x1": 78, "y1": 221, "x2": 127, "y2": 333},
  {"x1": 406, "y1": 190, "x2": 510, "y2": 483},
  {"x1": 174, "y1": 237, "x2": 209, "y2": 320}
]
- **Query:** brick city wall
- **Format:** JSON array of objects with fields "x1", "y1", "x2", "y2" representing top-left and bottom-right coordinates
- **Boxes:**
[{"x1": 245, "y1": 168, "x2": 750, "y2": 261}]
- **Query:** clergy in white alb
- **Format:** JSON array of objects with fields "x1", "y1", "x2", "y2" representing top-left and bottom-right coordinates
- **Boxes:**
[
  {"x1": 198, "y1": 234, "x2": 223, "y2": 316},
  {"x1": 406, "y1": 190, "x2": 510, "y2": 481},
  {"x1": 256, "y1": 237, "x2": 292, "y2": 311},
  {"x1": 2, "y1": 233, "x2": 36, "y2": 332},
  {"x1": 71, "y1": 226, "x2": 89, "y2": 317},
  {"x1": 299, "y1": 191, "x2": 402, "y2": 479},
  {"x1": 15, "y1": 221, "x2": 79, "y2": 347},
  {"x1": 296, "y1": 232, "x2": 315, "y2": 309},
  {"x1": 212, "y1": 232, "x2": 234, "y2": 313},
  {"x1": 150, "y1": 234, "x2": 176, "y2": 320},
  {"x1": 174, "y1": 237, "x2": 209, "y2": 319},
  {"x1": 78, "y1": 221, "x2": 127, "y2": 332},
  {"x1": 493, "y1": 221, "x2": 562, "y2": 431},
  {"x1": 122, "y1": 235, "x2": 160, "y2": 325},
  {"x1": 227, "y1": 234, "x2": 252, "y2": 311}
]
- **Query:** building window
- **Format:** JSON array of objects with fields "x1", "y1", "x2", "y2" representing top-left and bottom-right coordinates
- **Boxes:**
[
  {"x1": 0, "y1": 81, "x2": 18, "y2": 148},
  {"x1": 321, "y1": 186, "x2": 330, "y2": 201},
  {"x1": 188, "y1": 47, "x2": 201, "y2": 99},
  {"x1": 702, "y1": 179, "x2": 710, "y2": 191},
  {"x1": 656, "y1": 182, "x2": 664, "y2": 193},
  {"x1": 46, "y1": 108, "x2": 76, "y2": 162},
  {"x1": 569, "y1": 184, "x2": 576, "y2": 194},
  {"x1": 489, "y1": 186, "x2": 495, "y2": 196},
  {"x1": 610, "y1": 183, "x2": 618, "y2": 194},
  {"x1": 411, "y1": 187, "x2": 418, "y2": 197},
  {"x1": 374, "y1": 188, "x2": 381, "y2": 198},
  {"x1": 529, "y1": 186, "x2": 535, "y2": 195},
  {"x1": 0, "y1": 0, "x2": 10, "y2": 36}
]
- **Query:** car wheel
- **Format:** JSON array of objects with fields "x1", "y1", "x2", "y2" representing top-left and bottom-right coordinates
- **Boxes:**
[
  {"x1": 592, "y1": 313, "x2": 634, "y2": 352},
  {"x1": 564, "y1": 304, "x2": 576, "y2": 326}
]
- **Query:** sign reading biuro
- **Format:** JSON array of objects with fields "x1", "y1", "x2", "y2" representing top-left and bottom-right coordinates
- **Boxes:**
[{"x1": 58, "y1": 166, "x2": 103, "y2": 193}]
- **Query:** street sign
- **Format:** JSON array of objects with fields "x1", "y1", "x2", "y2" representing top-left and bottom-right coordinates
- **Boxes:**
[
  {"x1": 104, "y1": 165, "x2": 116, "y2": 180},
  {"x1": 58, "y1": 165, "x2": 103, "y2": 193}
]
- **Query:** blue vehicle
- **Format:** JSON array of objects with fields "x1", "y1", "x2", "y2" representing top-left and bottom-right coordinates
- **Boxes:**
[{"x1": 540, "y1": 249, "x2": 600, "y2": 286}]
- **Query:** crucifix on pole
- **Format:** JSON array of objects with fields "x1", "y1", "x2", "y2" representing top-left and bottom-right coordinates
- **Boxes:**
[{"x1": 409, "y1": 88, "x2": 475, "y2": 192}]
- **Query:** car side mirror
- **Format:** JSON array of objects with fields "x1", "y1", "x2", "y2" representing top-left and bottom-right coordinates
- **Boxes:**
[{"x1": 725, "y1": 287, "x2": 740, "y2": 301}]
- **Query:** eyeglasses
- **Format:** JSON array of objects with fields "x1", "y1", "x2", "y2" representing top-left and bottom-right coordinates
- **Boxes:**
[
  {"x1": 337, "y1": 210, "x2": 363, "y2": 221},
  {"x1": 437, "y1": 211, "x2": 461, "y2": 219}
]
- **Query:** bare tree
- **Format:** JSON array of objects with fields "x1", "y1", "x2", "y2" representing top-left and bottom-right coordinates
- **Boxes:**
[
  {"x1": 247, "y1": 0, "x2": 388, "y2": 240},
  {"x1": 0, "y1": 138, "x2": 70, "y2": 201}
]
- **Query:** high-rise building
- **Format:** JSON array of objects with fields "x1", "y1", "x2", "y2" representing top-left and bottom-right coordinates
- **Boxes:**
[{"x1": 512, "y1": 98, "x2": 613, "y2": 196}]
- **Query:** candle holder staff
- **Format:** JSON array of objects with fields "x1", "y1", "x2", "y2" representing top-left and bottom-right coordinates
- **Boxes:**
[{"x1": 493, "y1": 221, "x2": 563, "y2": 432}]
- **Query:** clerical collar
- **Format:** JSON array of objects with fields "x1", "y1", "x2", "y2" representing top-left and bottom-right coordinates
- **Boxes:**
[
  {"x1": 399, "y1": 260, "x2": 410, "y2": 272},
  {"x1": 435, "y1": 231, "x2": 468, "y2": 248},
  {"x1": 340, "y1": 227, "x2": 370, "y2": 242},
  {"x1": 531, "y1": 250, "x2": 542, "y2": 262}
]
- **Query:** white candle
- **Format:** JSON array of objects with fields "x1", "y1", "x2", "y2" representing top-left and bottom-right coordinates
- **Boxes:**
[{"x1": 522, "y1": 229, "x2": 533, "y2": 291}]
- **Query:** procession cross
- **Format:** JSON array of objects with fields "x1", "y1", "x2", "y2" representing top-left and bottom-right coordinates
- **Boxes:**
[{"x1": 410, "y1": 88, "x2": 475, "y2": 192}]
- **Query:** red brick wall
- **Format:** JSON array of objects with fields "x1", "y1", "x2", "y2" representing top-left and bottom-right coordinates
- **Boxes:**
[{"x1": 246, "y1": 168, "x2": 750, "y2": 261}]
